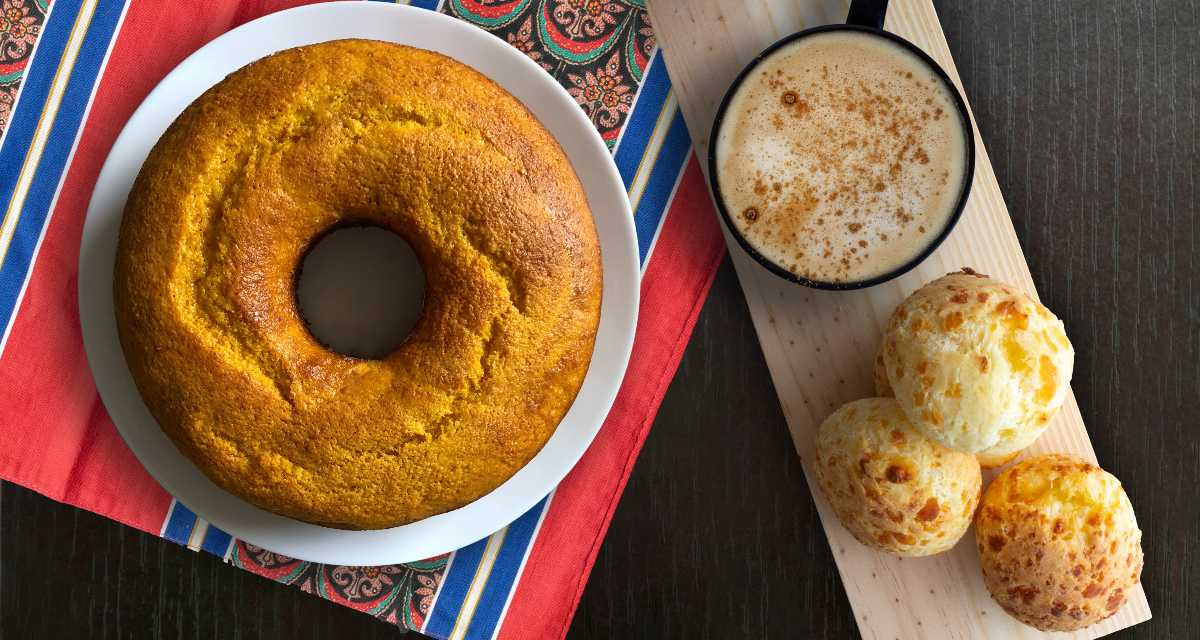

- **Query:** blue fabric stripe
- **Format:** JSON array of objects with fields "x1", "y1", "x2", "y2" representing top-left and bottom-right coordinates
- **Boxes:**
[
  {"x1": 633, "y1": 108, "x2": 690, "y2": 262},
  {"x1": 162, "y1": 502, "x2": 197, "y2": 545},
  {"x1": 462, "y1": 497, "x2": 547, "y2": 640},
  {"x1": 200, "y1": 525, "x2": 233, "y2": 557},
  {"x1": 0, "y1": 0, "x2": 124, "y2": 338},
  {"x1": 611, "y1": 51, "x2": 669, "y2": 189},
  {"x1": 424, "y1": 537, "x2": 488, "y2": 638},
  {"x1": 366, "y1": 0, "x2": 442, "y2": 8},
  {"x1": 0, "y1": 0, "x2": 80, "y2": 210}
]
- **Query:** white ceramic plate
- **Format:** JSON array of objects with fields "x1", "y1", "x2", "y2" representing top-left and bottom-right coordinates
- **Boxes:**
[{"x1": 79, "y1": 1, "x2": 638, "y2": 566}]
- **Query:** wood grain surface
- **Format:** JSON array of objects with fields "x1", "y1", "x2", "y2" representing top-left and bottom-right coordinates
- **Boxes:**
[
  {"x1": 643, "y1": 0, "x2": 1152, "y2": 637},
  {"x1": 2, "y1": 1, "x2": 1198, "y2": 638}
]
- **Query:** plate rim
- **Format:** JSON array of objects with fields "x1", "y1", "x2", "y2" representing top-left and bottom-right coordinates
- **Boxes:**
[{"x1": 78, "y1": 1, "x2": 639, "y2": 565}]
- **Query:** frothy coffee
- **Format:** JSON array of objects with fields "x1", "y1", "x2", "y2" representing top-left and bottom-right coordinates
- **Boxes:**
[{"x1": 715, "y1": 31, "x2": 969, "y2": 283}]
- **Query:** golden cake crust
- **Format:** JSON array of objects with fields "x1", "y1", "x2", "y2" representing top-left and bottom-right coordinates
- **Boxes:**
[{"x1": 114, "y1": 40, "x2": 602, "y2": 529}]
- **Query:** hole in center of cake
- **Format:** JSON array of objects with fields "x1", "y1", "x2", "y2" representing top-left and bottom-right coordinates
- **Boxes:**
[{"x1": 295, "y1": 225, "x2": 426, "y2": 360}]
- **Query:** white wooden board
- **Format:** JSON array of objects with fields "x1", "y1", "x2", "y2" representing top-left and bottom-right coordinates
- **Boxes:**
[{"x1": 645, "y1": 0, "x2": 1152, "y2": 637}]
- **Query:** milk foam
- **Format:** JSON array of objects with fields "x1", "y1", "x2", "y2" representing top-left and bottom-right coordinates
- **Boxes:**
[{"x1": 716, "y1": 31, "x2": 968, "y2": 283}]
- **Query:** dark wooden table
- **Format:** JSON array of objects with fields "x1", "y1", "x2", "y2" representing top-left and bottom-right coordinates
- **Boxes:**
[{"x1": 2, "y1": 1, "x2": 1197, "y2": 637}]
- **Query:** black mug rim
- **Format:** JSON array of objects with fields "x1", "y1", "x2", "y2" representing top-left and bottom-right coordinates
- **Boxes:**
[{"x1": 706, "y1": 23, "x2": 977, "y2": 291}]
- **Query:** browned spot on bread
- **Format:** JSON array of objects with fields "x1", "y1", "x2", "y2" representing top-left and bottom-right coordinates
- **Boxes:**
[
  {"x1": 1008, "y1": 586, "x2": 1040, "y2": 604},
  {"x1": 892, "y1": 532, "x2": 916, "y2": 545},
  {"x1": 916, "y1": 497, "x2": 940, "y2": 521},
  {"x1": 995, "y1": 299, "x2": 1030, "y2": 329},
  {"x1": 858, "y1": 454, "x2": 875, "y2": 477},
  {"x1": 1106, "y1": 589, "x2": 1125, "y2": 610},
  {"x1": 885, "y1": 464, "x2": 912, "y2": 483}
]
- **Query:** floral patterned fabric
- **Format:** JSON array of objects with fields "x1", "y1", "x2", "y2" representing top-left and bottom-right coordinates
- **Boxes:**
[
  {"x1": 0, "y1": 0, "x2": 48, "y2": 134},
  {"x1": 444, "y1": 0, "x2": 654, "y2": 147},
  {"x1": 232, "y1": 542, "x2": 447, "y2": 629}
]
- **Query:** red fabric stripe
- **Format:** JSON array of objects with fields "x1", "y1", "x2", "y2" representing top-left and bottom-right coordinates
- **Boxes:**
[
  {"x1": 498, "y1": 156, "x2": 725, "y2": 640},
  {"x1": 0, "y1": 0, "x2": 316, "y2": 534}
]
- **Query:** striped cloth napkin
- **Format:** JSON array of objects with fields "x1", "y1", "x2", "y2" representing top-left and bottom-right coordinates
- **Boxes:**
[{"x1": 0, "y1": 0, "x2": 725, "y2": 637}]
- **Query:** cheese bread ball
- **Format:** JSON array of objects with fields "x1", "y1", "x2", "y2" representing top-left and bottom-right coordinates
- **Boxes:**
[
  {"x1": 880, "y1": 269, "x2": 1074, "y2": 467},
  {"x1": 976, "y1": 454, "x2": 1143, "y2": 631},
  {"x1": 814, "y1": 398, "x2": 982, "y2": 556}
]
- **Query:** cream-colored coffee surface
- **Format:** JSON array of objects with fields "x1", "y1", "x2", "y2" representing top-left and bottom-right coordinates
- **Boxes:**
[{"x1": 715, "y1": 31, "x2": 968, "y2": 283}]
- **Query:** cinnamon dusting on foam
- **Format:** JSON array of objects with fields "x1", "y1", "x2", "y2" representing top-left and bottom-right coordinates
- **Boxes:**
[{"x1": 716, "y1": 32, "x2": 968, "y2": 283}]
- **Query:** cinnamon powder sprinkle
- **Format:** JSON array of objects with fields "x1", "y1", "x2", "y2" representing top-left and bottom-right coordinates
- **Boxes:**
[{"x1": 716, "y1": 33, "x2": 966, "y2": 282}]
